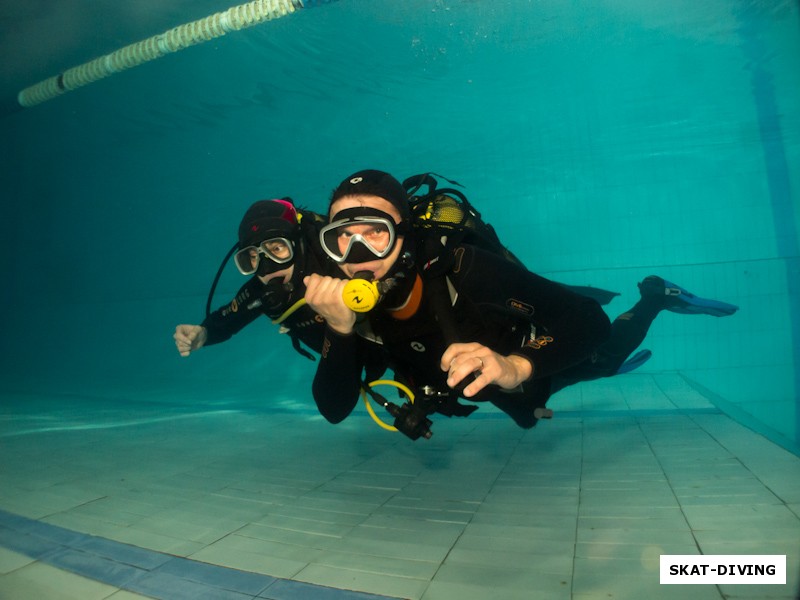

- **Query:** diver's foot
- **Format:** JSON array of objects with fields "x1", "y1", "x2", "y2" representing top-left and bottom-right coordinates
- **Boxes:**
[{"x1": 638, "y1": 276, "x2": 739, "y2": 317}]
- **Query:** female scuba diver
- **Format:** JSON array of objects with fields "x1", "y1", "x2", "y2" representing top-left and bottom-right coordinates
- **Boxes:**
[
  {"x1": 174, "y1": 198, "x2": 330, "y2": 360},
  {"x1": 303, "y1": 169, "x2": 738, "y2": 438}
]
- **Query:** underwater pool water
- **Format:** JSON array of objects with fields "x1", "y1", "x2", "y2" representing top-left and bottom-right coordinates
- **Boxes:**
[{"x1": 0, "y1": 1, "x2": 798, "y2": 598}]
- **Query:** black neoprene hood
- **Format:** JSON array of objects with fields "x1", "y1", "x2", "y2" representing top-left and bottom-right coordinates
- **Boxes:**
[{"x1": 329, "y1": 169, "x2": 410, "y2": 222}]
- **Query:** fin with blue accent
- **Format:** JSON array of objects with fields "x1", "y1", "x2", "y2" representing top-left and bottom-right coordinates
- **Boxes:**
[
  {"x1": 616, "y1": 349, "x2": 652, "y2": 374},
  {"x1": 639, "y1": 276, "x2": 739, "y2": 317},
  {"x1": 662, "y1": 278, "x2": 739, "y2": 317}
]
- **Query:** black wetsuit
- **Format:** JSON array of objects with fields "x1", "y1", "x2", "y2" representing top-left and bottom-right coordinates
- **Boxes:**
[
  {"x1": 312, "y1": 244, "x2": 612, "y2": 428},
  {"x1": 202, "y1": 271, "x2": 325, "y2": 359}
]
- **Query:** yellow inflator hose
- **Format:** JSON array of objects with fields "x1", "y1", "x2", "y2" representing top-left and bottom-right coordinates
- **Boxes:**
[{"x1": 361, "y1": 379, "x2": 415, "y2": 432}]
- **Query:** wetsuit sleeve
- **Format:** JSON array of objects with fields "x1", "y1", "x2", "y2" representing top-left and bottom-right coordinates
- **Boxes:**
[
  {"x1": 311, "y1": 328, "x2": 365, "y2": 424},
  {"x1": 201, "y1": 278, "x2": 266, "y2": 346},
  {"x1": 450, "y1": 245, "x2": 611, "y2": 379}
]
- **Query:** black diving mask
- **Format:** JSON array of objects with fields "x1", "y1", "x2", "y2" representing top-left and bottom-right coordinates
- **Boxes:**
[
  {"x1": 234, "y1": 237, "x2": 294, "y2": 276},
  {"x1": 320, "y1": 207, "x2": 405, "y2": 264}
]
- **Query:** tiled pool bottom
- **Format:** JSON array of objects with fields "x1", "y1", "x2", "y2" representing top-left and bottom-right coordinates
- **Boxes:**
[
  {"x1": 1, "y1": 374, "x2": 798, "y2": 600},
  {"x1": 0, "y1": 509, "x2": 390, "y2": 599}
]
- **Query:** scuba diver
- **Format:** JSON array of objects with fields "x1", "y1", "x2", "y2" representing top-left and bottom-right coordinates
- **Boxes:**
[
  {"x1": 303, "y1": 169, "x2": 739, "y2": 439},
  {"x1": 174, "y1": 198, "x2": 330, "y2": 360}
]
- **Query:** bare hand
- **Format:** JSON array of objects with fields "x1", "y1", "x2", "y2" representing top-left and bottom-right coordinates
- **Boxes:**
[
  {"x1": 303, "y1": 274, "x2": 356, "y2": 335},
  {"x1": 174, "y1": 324, "x2": 208, "y2": 357},
  {"x1": 440, "y1": 342, "x2": 533, "y2": 398}
]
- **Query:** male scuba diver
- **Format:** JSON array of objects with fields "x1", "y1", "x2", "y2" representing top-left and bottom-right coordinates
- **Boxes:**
[
  {"x1": 174, "y1": 198, "x2": 329, "y2": 360},
  {"x1": 303, "y1": 169, "x2": 611, "y2": 431},
  {"x1": 303, "y1": 169, "x2": 739, "y2": 438}
]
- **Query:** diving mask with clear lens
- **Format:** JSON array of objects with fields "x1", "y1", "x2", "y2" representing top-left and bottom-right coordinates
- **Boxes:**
[
  {"x1": 233, "y1": 237, "x2": 294, "y2": 276},
  {"x1": 320, "y1": 207, "x2": 404, "y2": 264}
]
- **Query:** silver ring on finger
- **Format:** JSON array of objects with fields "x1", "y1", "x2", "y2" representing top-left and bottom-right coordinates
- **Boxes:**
[{"x1": 476, "y1": 356, "x2": 484, "y2": 373}]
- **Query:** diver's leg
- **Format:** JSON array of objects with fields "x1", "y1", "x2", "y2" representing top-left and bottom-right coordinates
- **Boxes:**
[
  {"x1": 592, "y1": 291, "x2": 663, "y2": 374},
  {"x1": 606, "y1": 274, "x2": 738, "y2": 359},
  {"x1": 552, "y1": 275, "x2": 738, "y2": 394},
  {"x1": 548, "y1": 280, "x2": 666, "y2": 395}
]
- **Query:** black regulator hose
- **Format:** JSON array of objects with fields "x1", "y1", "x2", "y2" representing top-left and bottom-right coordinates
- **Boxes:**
[
  {"x1": 424, "y1": 275, "x2": 481, "y2": 395},
  {"x1": 206, "y1": 242, "x2": 240, "y2": 319}
]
